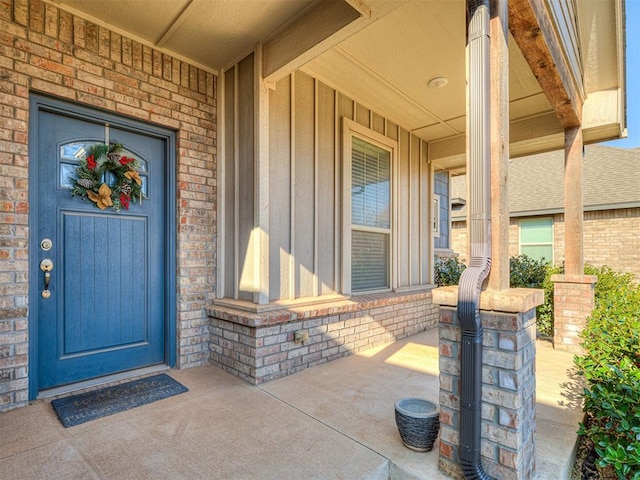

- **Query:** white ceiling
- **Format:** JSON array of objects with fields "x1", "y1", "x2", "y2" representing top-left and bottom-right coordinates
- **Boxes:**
[
  {"x1": 46, "y1": 0, "x2": 624, "y2": 168},
  {"x1": 51, "y1": 0, "x2": 317, "y2": 69}
]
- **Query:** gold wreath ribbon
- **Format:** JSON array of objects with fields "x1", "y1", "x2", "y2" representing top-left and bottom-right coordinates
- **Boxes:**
[
  {"x1": 125, "y1": 169, "x2": 142, "y2": 186},
  {"x1": 87, "y1": 183, "x2": 113, "y2": 210}
]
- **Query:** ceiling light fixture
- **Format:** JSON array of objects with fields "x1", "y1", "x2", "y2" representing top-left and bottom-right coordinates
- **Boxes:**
[{"x1": 428, "y1": 76, "x2": 448, "y2": 88}]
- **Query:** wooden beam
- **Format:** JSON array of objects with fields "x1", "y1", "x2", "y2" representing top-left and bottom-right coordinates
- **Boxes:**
[
  {"x1": 262, "y1": 0, "x2": 362, "y2": 84},
  {"x1": 261, "y1": 0, "x2": 411, "y2": 85},
  {"x1": 489, "y1": 0, "x2": 510, "y2": 291},
  {"x1": 563, "y1": 126, "x2": 584, "y2": 275},
  {"x1": 509, "y1": 0, "x2": 583, "y2": 128}
]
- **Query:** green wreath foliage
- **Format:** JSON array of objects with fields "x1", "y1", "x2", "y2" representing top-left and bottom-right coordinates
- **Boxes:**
[{"x1": 70, "y1": 141, "x2": 143, "y2": 212}]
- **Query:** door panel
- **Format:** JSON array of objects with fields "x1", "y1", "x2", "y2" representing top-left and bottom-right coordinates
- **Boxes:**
[
  {"x1": 62, "y1": 214, "x2": 148, "y2": 354},
  {"x1": 36, "y1": 108, "x2": 166, "y2": 390}
]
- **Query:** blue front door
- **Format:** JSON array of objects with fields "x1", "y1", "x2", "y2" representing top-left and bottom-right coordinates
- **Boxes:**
[{"x1": 34, "y1": 102, "x2": 168, "y2": 391}]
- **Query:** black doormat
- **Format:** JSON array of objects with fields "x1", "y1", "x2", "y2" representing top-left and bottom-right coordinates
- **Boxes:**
[{"x1": 51, "y1": 373, "x2": 188, "y2": 428}]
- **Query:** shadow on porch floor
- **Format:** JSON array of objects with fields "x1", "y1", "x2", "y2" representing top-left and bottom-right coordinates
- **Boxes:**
[{"x1": 0, "y1": 328, "x2": 582, "y2": 479}]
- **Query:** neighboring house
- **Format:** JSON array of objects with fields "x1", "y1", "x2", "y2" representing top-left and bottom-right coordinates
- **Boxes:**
[{"x1": 446, "y1": 145, "x2": 640, "y2": 280}]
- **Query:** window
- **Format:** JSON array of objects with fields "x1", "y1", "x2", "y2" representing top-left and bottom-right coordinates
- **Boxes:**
[
  {"x1": 519, "y1": 218, "x2": 553, "y2": 263},
  {"x1": 59, "y1": 142, "x2": 149, "y2": 196},
  {"x1": 432, "y1": 195, "x2": 440, "y2": 237},
  {"x1": 343, "y1": 120, "x2": 395, "y2": 293}
]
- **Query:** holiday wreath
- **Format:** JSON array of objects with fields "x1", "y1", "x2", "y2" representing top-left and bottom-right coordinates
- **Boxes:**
[{"x1": 70, "y1": 141, "x2": 143, "y2": 211}]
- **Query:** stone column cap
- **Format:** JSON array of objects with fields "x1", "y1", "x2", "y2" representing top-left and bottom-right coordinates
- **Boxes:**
[
  {"x1": 432, "y1": 286, "x2": 544, "y2": 313},
  {"x1": 550, "y1": 274, "x2": 598, "y2": 284}
]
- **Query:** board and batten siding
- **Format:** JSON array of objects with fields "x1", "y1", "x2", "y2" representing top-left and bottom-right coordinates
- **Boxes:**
[
  {"x1": 222, "y1": 61, "x2": 433, "y2": 302},
  {"x1": 222, "y1": 54, "x2": 256, "y2": 301}
]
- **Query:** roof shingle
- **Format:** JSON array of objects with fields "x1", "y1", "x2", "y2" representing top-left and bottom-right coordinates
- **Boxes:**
[{"x1": 450, "y1": 146, "x2": 640, "y2": 220}]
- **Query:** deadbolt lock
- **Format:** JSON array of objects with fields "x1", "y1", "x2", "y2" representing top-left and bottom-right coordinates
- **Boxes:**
[{"x1": 40, "y1": 238, "x2": 53, "y2": 251}]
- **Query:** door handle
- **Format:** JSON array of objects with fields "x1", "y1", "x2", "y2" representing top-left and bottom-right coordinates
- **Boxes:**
[{"x1": 40, "y1": 259, "x2": 53, "y2": 299}]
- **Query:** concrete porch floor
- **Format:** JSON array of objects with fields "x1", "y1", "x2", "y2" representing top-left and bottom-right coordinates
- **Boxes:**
[{"x1": 0, "y1": 328, "x2": 583, "y2": 479}]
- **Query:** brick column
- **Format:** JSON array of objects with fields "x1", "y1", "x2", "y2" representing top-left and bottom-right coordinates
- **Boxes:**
[
  {"x1": 551, "y1": 274, "x2": 597, "y2": 354},
  {"x1": 434, "y1": 287, "x2": 543, "y2": 480}
]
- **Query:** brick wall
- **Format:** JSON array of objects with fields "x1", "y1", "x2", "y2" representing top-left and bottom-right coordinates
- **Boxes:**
[
  {"x1": 0, "y1": 0, "x2": 216, "y2": 411},
  {"x1": 452, "y1": 208, "x2": 640, "y2": 281},
  {"x1": 553, "y1": 215, "x2": 565, "y2": 265},
  {"x1": 207, "y1": 291, "x2": 440, "y2": 384},
  {"x1": 438, "y1": 305, "x2": 537, "y2": 480},
  {"x1": 582, "y1": 209, "x2": 640, "y2": 280},
  {"x1": 552, "y1": 274, "x2": 597, "y2": 354},
  {"x1": 508, "y1": 219, "x2": 519, "y2": 258},
  {"x1": 450, "y1": 221, "x2": 467, "y2": 261},
  {"x1": 550, "y1": 209, "x2": 640, "y2": 279}
]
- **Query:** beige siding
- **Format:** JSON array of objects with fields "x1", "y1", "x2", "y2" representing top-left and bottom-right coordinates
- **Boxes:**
[
  {"x1": 397, "y1": 128, "x2": 411, "y2": 287},
  {"x1": 355, "y1": 103, "x2": 370, "y2": 128},
  {"x1": 221, "y1": 62, "x2": 433, "y2": 302},
  {"x1": 421, "y1": 145, "x2": 431, "y2": 282},
  {"x1": 409, "y1": 136, "x2": 421, "y2": 284},
  {"x1": 269, "y1": 75, "x2": 292, "y2": 300},
  {"x1": 293, "y1": 73, "x2": 316, "y2": 298},
  {"x1": 317, "y1": 82, "x2": 337, "y2": 295},
  {"x1": 223, "y1": 68, "x2": 236, "y2": 298},
  {"x1": 223, "y1": 54, "x2": 255, "y2": 300},
  {"x1": 238, "y1": 55, "x2": 256, "y2": 301},
  {"x1": 371, "y1": 111, "x2": 386, "y2": 136},
  {"x1": 268, "y1": 71, "x2": 433, "y2": 300}
]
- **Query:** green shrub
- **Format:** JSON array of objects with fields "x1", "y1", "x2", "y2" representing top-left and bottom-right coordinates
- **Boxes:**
[
  {"x1": 509, "y1": 254, "x2": 548, "y2": 288},
  {"x1": 537, "y1": 264, "x2": 563, "y2": 339},
  {"x1": 575, "y1": 282, "x2": 640, "y2": 479},
  {"x1": 434, "y1": 256, "x2": 466, "y2": 286},
  {"x1": 517, "y1": 263, "x2": 637, "y2": 340},
  {"x1": 508, "y1": 255, "x2": 557, "y2": 338},
  {"x1": 584, "y1": 264, "x2": 637, "y2": 308}
]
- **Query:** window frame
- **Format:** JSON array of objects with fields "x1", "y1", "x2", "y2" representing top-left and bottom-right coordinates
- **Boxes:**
[
  {"x1": 342, "y1": 118, "x2": 397, "y2": 294},
  {"x1": 518, "y1": 217, "x2": 554, "y2": 263},
  {"x1": 432, "y1": 194, "x2": 441, "y2": 238}
]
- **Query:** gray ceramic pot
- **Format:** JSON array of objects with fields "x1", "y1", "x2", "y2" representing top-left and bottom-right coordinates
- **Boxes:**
[{"x1": 394, "y1": 397, "x2": 440, "y2": 452}]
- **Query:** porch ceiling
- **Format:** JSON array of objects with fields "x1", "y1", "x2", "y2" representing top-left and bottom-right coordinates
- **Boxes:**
[{"x1": 47, "y1": 0, "x2": 625, "y2": 172}]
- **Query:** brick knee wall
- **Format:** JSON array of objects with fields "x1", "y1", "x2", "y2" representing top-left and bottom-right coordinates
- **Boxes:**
[
  {"x1": 438, "y1": 306, "x2": 537, "y2": 480},
  {"x1": 207, "y1": 291, "x2": 440, "y2": 384}
]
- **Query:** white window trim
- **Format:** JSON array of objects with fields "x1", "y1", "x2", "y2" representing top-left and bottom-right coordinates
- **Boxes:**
[
  {"x1": 519, "y1": 217, "x2": 554, "y2": 263},
  {"x1": 432, "y1": 194, "x2": 441, "y2": 238},
  {"x1": 342, "y1": 118, "x2": 398, "y2": 295}
]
